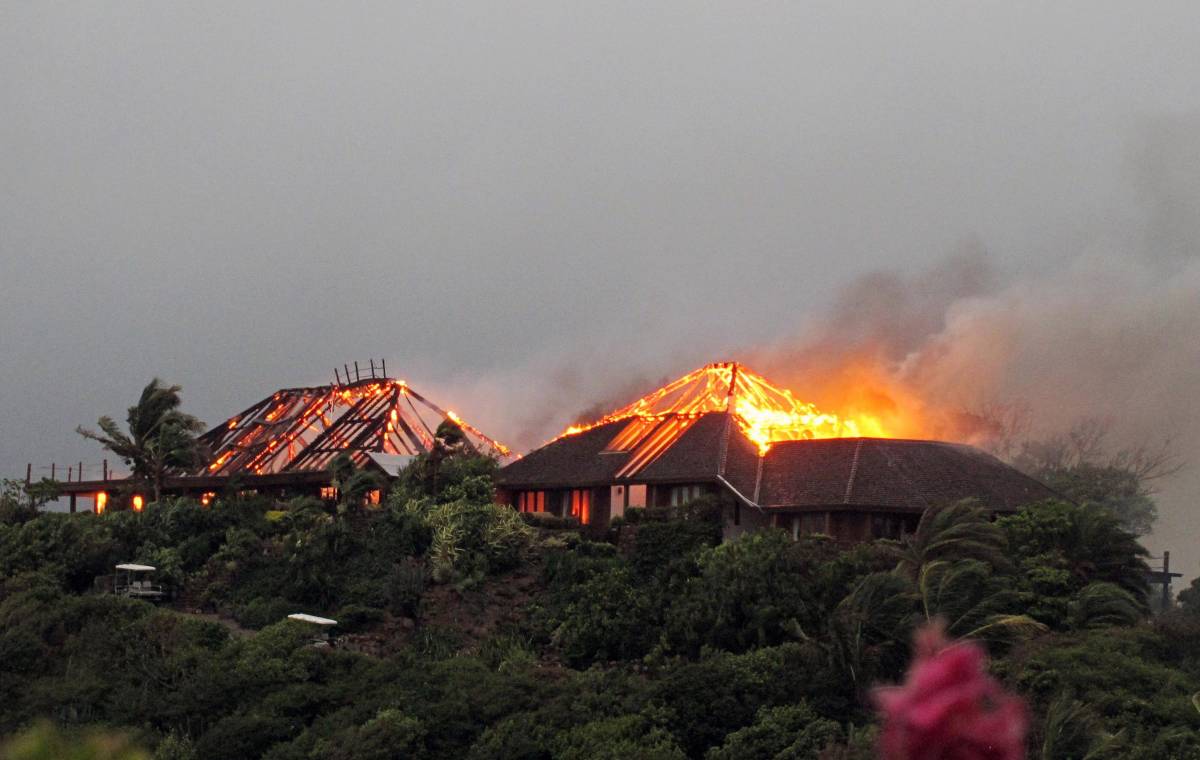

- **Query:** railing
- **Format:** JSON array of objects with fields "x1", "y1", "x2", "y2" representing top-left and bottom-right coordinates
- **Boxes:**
[
  {"x1": 22, "y1": 460, "x2": 129, "y2": 485},
  {"x1": 333, "y1": 358, "x2": 389, "y2": 385},
  {"x1": 115, "y1": 580, "x2": 167, "y2": 600}
]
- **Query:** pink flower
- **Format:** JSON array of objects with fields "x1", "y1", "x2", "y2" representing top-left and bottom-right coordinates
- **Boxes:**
[{"x1": 873, "y1": 622, "x2": 1028, "y2": 760}]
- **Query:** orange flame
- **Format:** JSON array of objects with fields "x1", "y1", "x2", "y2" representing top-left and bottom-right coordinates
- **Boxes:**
[{"x1": 560, "y1": 362, "x2": 889, "y2": 455}]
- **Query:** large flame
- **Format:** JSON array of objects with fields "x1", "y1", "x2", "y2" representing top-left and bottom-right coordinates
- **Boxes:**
[{"x1": 560, "y1": 362, "x2": 889, "y2": 455}]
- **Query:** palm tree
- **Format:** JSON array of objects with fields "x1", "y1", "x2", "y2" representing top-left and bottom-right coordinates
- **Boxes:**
[
  {"x1": 1064, "y1": 504, "x2": 1151, "y2": 603},
  {"x1": 1037, "y1": 693, "x2": 1126, "y2": 759},
  {"x1": 892, "y1": 500, "x2": 1011, "y2": 581},
  {"x1": 1067, "y1": 582, "x2": 1143, "y2": 629},
  {"x1": 77, "y1": 378, "x2": 205, "y2": 503},
  {"x1": 916, "y1": 559, "x2": 1047, "y2": 641}
]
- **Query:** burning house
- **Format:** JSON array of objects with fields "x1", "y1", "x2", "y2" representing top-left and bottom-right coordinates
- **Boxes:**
[
  {"x1": 495, "y1": 362, "x2": 1058, "y2": 542},
  {"x1": 59, "y1": 362, "x2": 511, "y2": 512}
]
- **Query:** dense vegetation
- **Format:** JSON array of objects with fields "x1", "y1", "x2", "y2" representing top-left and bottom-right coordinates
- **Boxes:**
[{"x1": 2, "y1": 452, "x2": 1199, "y2": 758}]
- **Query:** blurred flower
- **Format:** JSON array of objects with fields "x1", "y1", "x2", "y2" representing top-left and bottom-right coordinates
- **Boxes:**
[{"x1": 873, "y1": 621, "x2": 1027, "y2": 760}]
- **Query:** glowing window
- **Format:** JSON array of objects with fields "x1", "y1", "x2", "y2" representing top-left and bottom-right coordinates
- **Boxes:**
[
  {"x1": 200, "y1": 492, "x2": 216, "y2": 507},
  {"x1": 569, "y1": 489, "x2": 591, "y2": 525},
  {"x1": 517, "y1": 491, "x2": 546, "y2": 513},
  {"x1": 95, "y1": 492, "x2": 108, "y2": 515},
  {"x1": 367, "y1": 489, "x2": 382, "y2": 506},
  {"x1": 132, "y1": 495, "x2": 144, "y2": 512},
  {"x1": 319, "y1": 486, "x2": 338, "y2": 501},
  {"x1": 627, "y1": 484, "x2": 647, "y2": 508}
]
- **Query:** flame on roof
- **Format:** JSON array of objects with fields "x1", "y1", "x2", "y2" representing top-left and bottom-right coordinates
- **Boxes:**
[
  {"x1": 559, "y1": 362, "x2": 886, "y2": 455},
  {"x1": 195, "y1": 377, "x2": 511, "y2": 477}
]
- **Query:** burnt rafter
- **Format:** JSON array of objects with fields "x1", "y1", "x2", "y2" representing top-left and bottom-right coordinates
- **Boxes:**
[{"x1": 194, "y1": 371, "x2": 511, "y2": 478}]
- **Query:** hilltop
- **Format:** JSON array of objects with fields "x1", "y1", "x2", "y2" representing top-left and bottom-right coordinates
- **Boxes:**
[{"x1": 1, "y1": 452, "x2": 1199, "y2": 759}]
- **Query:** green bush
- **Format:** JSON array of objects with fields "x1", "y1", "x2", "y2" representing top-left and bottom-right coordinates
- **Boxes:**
[
  {"x1": 334, "y1": 604, "x2": 385, "y2": 633},
  {"x1": 232, "y1": 597, "x2": 296, "y2": 629},
  {"x1": 706, "y1": 703, "x2": 841, "y2": 760},
  {"x1": 552, "y1": 565, "x2": 657, "y2": 666},
  {"x1": 660, "y1": 530, "x2": 816, "y2": 656},
  {"x1": 519, "y1": 511, "x2": 577, "y2": 530},
  {"x1": 552, "y1": 715, "x2": 685, "y2": 760}
]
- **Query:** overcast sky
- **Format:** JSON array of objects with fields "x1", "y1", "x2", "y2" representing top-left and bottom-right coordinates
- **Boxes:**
[{"x1": 2, "y1": 3, "x2": 1198, "y2": 573}]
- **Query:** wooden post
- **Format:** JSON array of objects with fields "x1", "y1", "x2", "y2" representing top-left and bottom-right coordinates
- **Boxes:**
[
  {"x1": 25, "y1": 463, "x2": 31, "y2": 486},
  {"x1": 103, "y1": 459, "x2": 108, "y2": 480},
  {"x1": 382, "y1": 358, "x2": 387, "y2": 378},
  {"x1": 354, "y1": 361, "x2": 360, "y2": 381},
  {"x1": 334, "y1": 367, "x2": 342, "y2": 385},
  {"x1": 67, "y1": 466, "x2": 73, "y2": 482},
  {"x1": 1163, "y1": 551, "x2": 1172, "y2": 611},
  {"x1": 50, "y1": 463, "x2": 55, "y2": 481},
  {"x1": 78, "y1": 461, "x2": 83, "y2": 482}
]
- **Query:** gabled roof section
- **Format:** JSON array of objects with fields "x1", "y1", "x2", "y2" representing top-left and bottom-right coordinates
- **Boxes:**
[{"x1": 194, "y1": 376, "x2": 510, "y2": 477}]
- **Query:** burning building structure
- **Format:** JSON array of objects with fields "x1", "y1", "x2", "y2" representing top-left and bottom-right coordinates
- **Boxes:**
[
  {"x1": 495, "y1": 362, "x2": 1058, "y2": 542},
  {"x1": 59, "y1": 362, "x2": 511, "y2": 512}
]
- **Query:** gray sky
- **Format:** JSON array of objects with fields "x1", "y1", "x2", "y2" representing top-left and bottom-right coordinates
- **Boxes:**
[{"x1": 2, "y1": 3, "x2": 1198, "y2": 575}]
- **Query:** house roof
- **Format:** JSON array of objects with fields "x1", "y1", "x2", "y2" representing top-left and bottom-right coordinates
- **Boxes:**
[
  {"x1": 192, "y1": 375, "x2": 510, "y2": 478},
  {"x1": 756, "y1": 437, "x2": 1059, "y2": 512},
  {"x1": 496, "y1": 411, "x2": 1059, "y2": 513}
]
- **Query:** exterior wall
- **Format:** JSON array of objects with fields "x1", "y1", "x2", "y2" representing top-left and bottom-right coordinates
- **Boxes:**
[
  {"x1": 505, "y1": 480, "x2": 924, "y2": 549},
  {"x1": 722, "y1": 497, "x2": 772, "y2": 540},
  {"x1": 762, "y1": 509, "x2": 919, "y2": 544}
]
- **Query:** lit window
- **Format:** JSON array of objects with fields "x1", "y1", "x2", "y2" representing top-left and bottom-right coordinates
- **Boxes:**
[
  {"x1": 319, "y1": 486, "x2": 338, "y2": 501},
  {"x1": 517, "y1": 491, "x2": 547, "y2": 513},
  {"x1": 132, "y1": 495, "x2": 144, "y2": 512},
  {"x1": 200, "y1": 492, "x2": 216, "y2": 507},
  {"x1": 627, "y1": 484, "x2": 647, "y2": 508},
  {"x1": 95, "y1": 492, "x2": 108, "y2": 515},
  {"x1": 367, "y1": 489, "x2": 382, "y2": 506},
  {"x1": 569, "y1": 489, "x2": 591, "y2": 524}
]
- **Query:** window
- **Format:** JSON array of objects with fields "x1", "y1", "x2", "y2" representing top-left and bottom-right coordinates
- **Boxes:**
[
  {"x1": 569, "y1": 489, "x2": 591, "y2": 524},
  {"x1": 800, "y1": 512, "x2": 825, "y2": 535},
  {"x1": 517, "y1": 491, "x2": 547, "y2": 513},
  {"x1": 627, "y1": 484, "x2": 647, "y2": 508},
  {"x1": 319, "y1": 486, "x2": 338, "y2": 501},
  {"x1": 669, "y1": 484, "x2": 704, "y2": 506},
  {"x1": 366, "y1": 489, "x2": 382, "y2": 506},
  {"x1": 870, "y1": 514, "x2": 914, "y2": 540},
  {"x1": 790, "y1": 513, "x2": 828, "y2": 540},
  {"x1": 95, "y1": 492, "x2": 108, "y2": 515}
]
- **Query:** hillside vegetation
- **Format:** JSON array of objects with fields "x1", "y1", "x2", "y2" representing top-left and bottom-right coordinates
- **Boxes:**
[{"x1": 1, "y1": 453, "x2": 1199, "y2": 759}]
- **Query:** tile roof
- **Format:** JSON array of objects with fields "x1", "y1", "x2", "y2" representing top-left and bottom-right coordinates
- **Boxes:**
[
  {"x1": 497, "y1": 412, "x2": 1059, "y2": 513},
  {"x1": 758, "y1": 438, "x2": 1059, "y2": 512}
]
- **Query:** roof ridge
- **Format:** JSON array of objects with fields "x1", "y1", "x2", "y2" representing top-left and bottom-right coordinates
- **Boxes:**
[
  {"x1": 842, "y1": 438, "x2": 865, "y2": 504},
  {"x1": 717, "y1": 409, "x2": 734, "y2": 477},
  {"x1": 753, "y1": 454, "x2": 764, "y2": 504}
]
